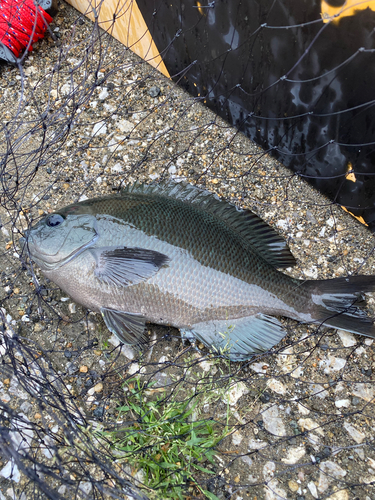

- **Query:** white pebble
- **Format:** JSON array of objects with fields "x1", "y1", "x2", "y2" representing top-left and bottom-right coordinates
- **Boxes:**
[
  {"x1": 267, "y1": 378, "x2": 286, "y2": 395},
  {"x1": 92, "y1": 121, "x2": 107, "y2": 135},
  {"x1": 335, "y1": 399, "x2": 350, "y2": 408},
  {"x1": 337, "y1": 330, "x2": 357, "y2": 347},
  {"x1": 343, "y1": 422, "x2": 365, "y2": 443},
  {"x1": 117, "y1": 119, "x2": 133, "y2": 133},
  {"x1": 223, "y1": 382, "x2": 249, "y2": 406},
  {"x1": 0, "y1": 461, "x2": 20, "y2": 482},
  {"x1": 281, "y1": 446, "x2": 306, "y2": 464},
  {"x1": 68, "y1": 303, "x2": 76, "y2": 314},
  {"x1": 111, "y1": 163, "x2": 124, "y2": 173},
  {"x1": 262, "y1": 405, "x2": 286, "y2": 436},
  {"x1": 98, "y1": 88, "x2": 109, "y2": 100}
]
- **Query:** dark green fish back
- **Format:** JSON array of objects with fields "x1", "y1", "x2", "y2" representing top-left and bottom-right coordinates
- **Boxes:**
[{"x1": 58, "y1": 182, "x2": 298, "y2": 298}]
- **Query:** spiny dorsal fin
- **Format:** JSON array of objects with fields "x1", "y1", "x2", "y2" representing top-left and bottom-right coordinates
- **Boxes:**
[{"x1": 122, "y1": 180, "x2": 296, "y2": 268}]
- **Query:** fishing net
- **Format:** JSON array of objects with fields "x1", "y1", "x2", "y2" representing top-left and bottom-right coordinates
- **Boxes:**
[{"x1": 0, "y1": 1, "x2": 375, "y2": 499}]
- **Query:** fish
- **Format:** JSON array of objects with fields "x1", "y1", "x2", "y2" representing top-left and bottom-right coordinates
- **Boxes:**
[{"x1": 21, "y1": 181, "x2": 375, "y2": 361}]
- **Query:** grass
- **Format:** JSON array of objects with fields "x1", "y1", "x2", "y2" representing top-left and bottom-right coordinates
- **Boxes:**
[{"x1": 102, "y1": 372, "x2": 231, "y2": 500}]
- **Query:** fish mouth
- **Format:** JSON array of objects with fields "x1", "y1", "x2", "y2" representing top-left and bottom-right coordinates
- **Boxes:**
[{"x1": 25, "y1": 232, "x2": 99, "y2": 271}]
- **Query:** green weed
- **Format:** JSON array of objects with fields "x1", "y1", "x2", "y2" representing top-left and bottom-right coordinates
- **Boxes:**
[{"x1": 102, "y1": 377, "x2": 229, "y2": 499}]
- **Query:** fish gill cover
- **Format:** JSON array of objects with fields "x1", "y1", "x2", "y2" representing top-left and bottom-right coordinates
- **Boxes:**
[{"x1": 0, "y1": 1, "x2": 374, "y2": 500}]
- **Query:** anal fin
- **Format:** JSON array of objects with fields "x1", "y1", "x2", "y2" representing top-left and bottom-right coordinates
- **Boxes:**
[
  {"x1": 183, "y1": 314, "x2": 287, "y2": 361},
  {"x1": 101, "y1": 307, "x2": 147, "y2": 345}
]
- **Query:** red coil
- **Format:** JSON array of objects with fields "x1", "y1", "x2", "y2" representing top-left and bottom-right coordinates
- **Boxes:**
[{"x1": 0, "y1": 0, "x2": 52, "y2": 58}]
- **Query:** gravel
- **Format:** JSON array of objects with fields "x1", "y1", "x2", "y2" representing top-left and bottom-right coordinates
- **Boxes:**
[{"x1": 0, "y1": 2, "x2": 374, "y2": 499}]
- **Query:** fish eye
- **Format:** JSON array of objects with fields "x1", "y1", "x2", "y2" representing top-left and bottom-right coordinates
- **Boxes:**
[{"x1": 46, "y1": 214, "x2": 65, "y2": 227}]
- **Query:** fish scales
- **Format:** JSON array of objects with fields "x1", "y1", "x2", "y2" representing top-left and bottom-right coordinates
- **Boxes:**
[{"x1": 22, "y1": 181, "x2": 375, "y2": 360}]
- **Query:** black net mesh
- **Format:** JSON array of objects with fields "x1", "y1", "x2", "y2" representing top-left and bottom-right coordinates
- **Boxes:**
[{"x1": 0, "y1": 1, "x2": 375, "y2": 499}]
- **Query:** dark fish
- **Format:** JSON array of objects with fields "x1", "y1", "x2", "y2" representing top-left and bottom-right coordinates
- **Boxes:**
[{"x1": 22, "y1": 181, "x2": 375, "y2": 360}]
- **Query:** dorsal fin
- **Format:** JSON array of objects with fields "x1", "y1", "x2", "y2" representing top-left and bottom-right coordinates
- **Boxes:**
[{"x1": 122, "y1": 180, "x2": 296, "y2": 268}]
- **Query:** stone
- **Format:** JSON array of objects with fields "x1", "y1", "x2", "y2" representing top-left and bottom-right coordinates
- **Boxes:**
[
  {"x1": 0, "y1": 461, "x2": 20, "y2": 482},
  {"x1": 319, "y1": 356, "x2": 346, "y2": 374},
  {"x1": 92, "y1": 121, "x2": 107, "y2": 135},
  {"x1": 307, "y1": 481, "x2": 318, "y2": 498},
  {"x1": 334, "y1": 399, "x2": 350, "y2": 408},
  {"x1": 281, "y1": 446, "x2": 306, "y2": 464},
  {"x1": 326, "y1": 491, "x2": 349, "y2": 500},
  {"x1": 288, "y1": 480, "x2": 299, "y2": 492},
  {"x1": 309, "y1": 383, "x2": 328, "y2": 399},
  {"x1": 98, "y1": 88, "x2": 109, "y2": 100},
  {"x1": 318, "y1": 461, "x2": 346, "y2": 493},
  {"x1": 248, "y1": 439, "x2": 268, "y2": 450},
  {"x1": 117, "y1": 119, "x2": 133, "y2": 133},
  {"x1": 223, "y1": 382, "x2": 249, "y2": 406},
  {"x1": 94, "y1": 382, "x2": 103, "y2": 393},
  {"x1": 337, "y1": 330, "x2": 357, "y2": 347},
  {"x1": 351, "y1": 383, "x2": 374, "y2": 402},
  {"x1": 232, "y1": 431, "x2": 243, "y2": 446},
  {"x1": 264, "y1": 479, "x2": 287, "y2": 500},
  {"x1": 267, "y1": 378, "x2": 286, "y2": 395},
  {"x1": 342, "y1": 422, "x2": 365, "y2": 444},
  {"x1": 250, "y1": 362, "x2": 268, "y2": 373},
  {"x1": 262, "y1": 405, "x2": 286, "y2": 436},
  {"x1": 148, "y1": 86, "x2": 161, "y2": 97},
  {"x1": 111, "y1": 163, "x2": 124, "y2": 173},
  {"x1": 240, "y1": 455, "x2": 252, "y2": 467},
  {"x1": 263, "y1": 461, "x2": 276, "y2": 478},
  {"x1": 68, "y1": 303, "x2": 76, "y2": 314},
  {"x1": 298, "y1": 418, "x2": 325, "y2": 436},
  {"x1": 79, "y1": 481, "x2": 93, "y2": 495}
]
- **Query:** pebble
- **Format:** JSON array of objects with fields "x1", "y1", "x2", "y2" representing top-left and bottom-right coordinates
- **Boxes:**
[
  {"x1": 66, "y1": 362, "x2": 78, "y2": 375},
  {"x1": 334, "y1": 399, "x2": 350, "y2": 408},
  {"x1": 318, "y1": 461, "x2": 346, "y2": 493},
  {"x1": 307, "y1": 481, "x2": 319, "y2": 498},
  {"x1": 351, "y1": 383, "x2": 374, "y2": 402},
  {"x1": 342, "y1": 422, "x2": 365, "y2": 443},
  {"x1": 250, "y1": 362, "x2": 268, "y2": 373},
  {"x1": 248, "y1": 439, "x2": 267, "y2": 450},
  {"x1": 79, "y1": 481, "x2": 93, "y2": 495},
  {"x1": 98, "y1": 88, "x2": 109, "y2": 100},
  {"x1": 92, "y1": 121, "x2": 107, "y2": 135},
  {"x1": 231, "y1": 431, "x2": 243, "y2": 446},
  {"x1": 68, "y1": 303, "x2": 76, "y2": 314},
  {"x1": 111, "y1": 163, "x2": 124, "y2": 173},
  {"x1": 267, "y1": 378, "x2": 286, "y2": 395},
  {"x1": 148, "y1": 86, "x2": 161, "y2": 97},
  {"x1": 288, "y1": 479, "x2": 299, "y2": 492},
  {"x1": 93, "y1": 406, "x2": 105, "y2": 419},
  {"x1": 264, "y1": 478, "x2": 287, "y2": 500},
  {"x1": 261, "y1": 405, "x2": 286, "y2": 436},
  {"x1": 0, "y1": 461, "x2": 20, "y2": 482},
  {"x1": 263, "y1": 461, "x2": 276, "y2": 478},
  {"x1": 326, "y1": 491, "x2": 349, "y2": 500},
  {"x1": 309, "y1": 383, "x2": 329, "y2": 399},
  {"x1": 298, "y1": 418, "x2": 325, "y2": 436},
  {"x1": 319, "y1": 356, "x2": 346, "y2": 374},
  {"x1": 337, "y1": 330, "x2": 357, "y2": 347},
  {"x1": 223, "y1": 382, "x2": 249, "y2": 406},
  {"x1": 93, "y1": 382, "x2": 103, "y2": 393},
  {"x1": 128, "y1": 362, "x2": 140, "y2": 375},
  {"x1": 281, "y1": 446, "x2": 306, "y2": 464},
  {"x1": 117, "y1": 119, "x2": 133, "y2": 133}
]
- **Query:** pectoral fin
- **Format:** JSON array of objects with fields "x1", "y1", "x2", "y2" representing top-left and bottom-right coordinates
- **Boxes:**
[
  {"x1": 91, "y1": 246, "x2": 170, "y2": 287},
  {"x1": 101, "y1": 307, "x2": 147, "y2": 345},
  {"x1": 182, "y1": 314, "x2": 286, "y2": 361}
]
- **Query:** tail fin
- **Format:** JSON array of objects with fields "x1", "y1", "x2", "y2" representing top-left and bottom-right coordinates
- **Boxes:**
[{"x1": 303, "y1": 275, "x2": 375, "y2": 338}]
